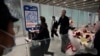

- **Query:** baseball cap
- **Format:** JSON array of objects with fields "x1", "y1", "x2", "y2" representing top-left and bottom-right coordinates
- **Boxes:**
[{"x1": 0, "y1": 2, "x2": 18, "y2": 22}]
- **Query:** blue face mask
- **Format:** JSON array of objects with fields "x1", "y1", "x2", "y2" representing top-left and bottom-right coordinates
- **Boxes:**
[{"x1": 0, "y1": 30, "x2": 16, "y2": 55}]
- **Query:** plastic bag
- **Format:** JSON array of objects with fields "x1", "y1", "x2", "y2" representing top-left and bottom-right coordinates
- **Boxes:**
[
  {"x1": 66, "y1": 47, "x2": 76, "y2": 56},
  {"x1": 65, "y1": 30, "x2": 81, "y2": 56},
  {"x1": 68, "y1": 30, "x2": 81, "y2": 51},
  {"x1": 66, "y1": 30, "x2": 98, "y2": 56}
]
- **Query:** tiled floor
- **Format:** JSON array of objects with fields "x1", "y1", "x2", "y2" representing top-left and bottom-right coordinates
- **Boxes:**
[{"x1": 3, "y1": 36, "x2": 66, "y2": 56}]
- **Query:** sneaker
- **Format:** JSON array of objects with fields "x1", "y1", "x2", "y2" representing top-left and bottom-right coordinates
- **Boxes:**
[{"x1": 61, "y1": 49, "x2": 65, "y2": 53}]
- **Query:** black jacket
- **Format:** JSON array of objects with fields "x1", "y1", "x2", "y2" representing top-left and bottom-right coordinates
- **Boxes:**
[
  {"x1": 37, "y1": 23, "x2": 50, "y2": 40},
  {"x1": 58, "y1": 16, "x2": 69, "y2": 34},
  {"x1": 94, "y1": 30, "x2": 100, "y2": 53},
  {"x1": 51, "y1": 21, "x2": 58, "y2": 30}
]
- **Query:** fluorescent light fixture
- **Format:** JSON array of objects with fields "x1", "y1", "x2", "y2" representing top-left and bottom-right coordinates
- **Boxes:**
[
  {"x1": 83, "y1": 0, "x2": 87, "y2": 1},
  {"x1": 95, "y1": 0, "x2": 98, "y2": 2}
]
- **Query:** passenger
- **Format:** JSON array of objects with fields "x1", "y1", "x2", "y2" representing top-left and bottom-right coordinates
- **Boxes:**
[
  {"x1": 57, "y1": 10, "x2": 70, "y2": 53},
  {"x1": 51, "y1": 16, "x2": 58, "y2": 39},
  {"x1": 38, "y1": 16, "x2": 54, "y2": 56},
  {"x1": 93, "y1": 5, "x2": 100, "y2": 56},
  {"x1": 0, "y1": 0, "x2": 18, "y2": 56}
]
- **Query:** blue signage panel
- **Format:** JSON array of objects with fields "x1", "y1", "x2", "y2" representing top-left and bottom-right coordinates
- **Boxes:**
[{"x1": 24, "y1": 5, "x2": 39, "y2": 31}]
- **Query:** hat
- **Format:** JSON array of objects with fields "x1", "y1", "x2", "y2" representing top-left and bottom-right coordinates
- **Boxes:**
[
  {"x1": 0, "y1": 2, "x2": 18, "y2": 22},
  {"x1": 10, "y1": 16, "x2": 19, "y2": 22},
  {"x1": 0, "y1": 0, "x2": 4, "y2": 3}
]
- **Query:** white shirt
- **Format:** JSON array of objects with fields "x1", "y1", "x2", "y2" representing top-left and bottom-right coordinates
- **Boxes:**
[{"x1": 51, "y1": 19, "x2": 57, "y2": 29}]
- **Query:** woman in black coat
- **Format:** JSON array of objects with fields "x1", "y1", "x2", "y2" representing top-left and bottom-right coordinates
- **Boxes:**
[{"x1": 38, "y1": 16, "x2": 54, "y2": 56}]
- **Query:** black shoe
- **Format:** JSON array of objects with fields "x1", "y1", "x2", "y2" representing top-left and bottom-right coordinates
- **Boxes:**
[
  {"x1": 51, "y1": 53, "x2": 54, "y2": 56},
  {"x1": 61, "y1": 49, "x2": 65, "y2": 53}
]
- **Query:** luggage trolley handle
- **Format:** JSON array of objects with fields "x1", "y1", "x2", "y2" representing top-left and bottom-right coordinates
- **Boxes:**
[{"x1": 36, "y1": 38, "x2": 50, "y2": 44}]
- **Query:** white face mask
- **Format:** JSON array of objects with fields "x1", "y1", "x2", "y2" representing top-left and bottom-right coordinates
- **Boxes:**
[
  {"x1": 0, "y1": 45, "x2": 13, "y2": 55},
  {"x1": 38, "y1": 20, "x2": 41, "y2": 24},
  {"x1": 0, "y1": 30, "x2": 16, "y2": 55}
]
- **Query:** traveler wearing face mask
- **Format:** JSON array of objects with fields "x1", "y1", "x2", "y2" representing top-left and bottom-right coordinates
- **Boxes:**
[
  {"x1": 0, "y1": 0, "x2": 19, "y2": 56},
  {"x1": 93, "y1": 5, "x2": 100, "y2": 56}
]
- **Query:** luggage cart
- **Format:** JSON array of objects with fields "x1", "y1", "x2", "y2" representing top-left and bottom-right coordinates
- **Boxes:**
[{"x1": 26, "y1": 32, "x2": 43, "y2": 56}]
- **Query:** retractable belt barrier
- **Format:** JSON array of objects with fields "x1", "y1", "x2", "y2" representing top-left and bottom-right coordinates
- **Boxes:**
[{"x1": 16, "y1": 38, "x2": 51, "y2": 47}]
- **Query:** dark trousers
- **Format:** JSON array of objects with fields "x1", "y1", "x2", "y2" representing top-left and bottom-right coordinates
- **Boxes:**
[
  {"x1": 61, "y1": 34, "x2": 70, "y2": 53},
  {"x1": 51, "y1": 29, "x2": 58, "y2": 38},
  {"x1": 94, "y1": 30, "x2": 100, "y2": 56},
  {"x1": 40, "y1": 39, "x2": 54, "y2": 56}
]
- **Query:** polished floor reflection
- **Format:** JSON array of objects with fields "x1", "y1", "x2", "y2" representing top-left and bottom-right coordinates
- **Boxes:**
[{"x1": 4, "y1": 36, "x2": 66, "y2": 56}]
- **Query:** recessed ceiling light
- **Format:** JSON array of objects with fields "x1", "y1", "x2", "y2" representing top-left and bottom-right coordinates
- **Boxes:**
[
  {"x1": 63, "y1": 2, "x2": 66, "y2": 4},
  {"x1": 95, "y1": 0, "x2": 98, "y2": 2},
  {"x1": 83, "y1": 0, "x2": 87, "y2": 1}
]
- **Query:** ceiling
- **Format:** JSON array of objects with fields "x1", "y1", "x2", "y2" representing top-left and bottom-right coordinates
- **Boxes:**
[
  {"x1": 5, "y1": 0, "x2": 100, "y2": 13},
  {"x1": 27, "y1": 0, "x2": 100, "y2": 13}
]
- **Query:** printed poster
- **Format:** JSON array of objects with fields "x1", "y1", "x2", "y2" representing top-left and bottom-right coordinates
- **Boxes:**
[{"x1": 24, "y1": 4, "x2": 39, "y2": 32}]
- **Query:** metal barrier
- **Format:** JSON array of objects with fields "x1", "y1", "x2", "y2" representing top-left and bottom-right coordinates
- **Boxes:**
[{"x1": 2, "y1": 38, "x2": 51, "y2": 56}]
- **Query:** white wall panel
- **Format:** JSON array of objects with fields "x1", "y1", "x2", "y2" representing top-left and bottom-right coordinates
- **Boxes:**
[{"x1": 41, "y1": 4, "x2": 53, "y2": 30}]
